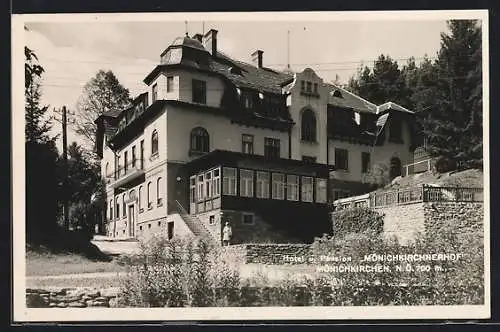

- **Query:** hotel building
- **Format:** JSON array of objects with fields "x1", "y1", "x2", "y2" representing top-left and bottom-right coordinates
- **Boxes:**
[{"x1": 95, "y1": 30, "x2": 417, "y2": 244}]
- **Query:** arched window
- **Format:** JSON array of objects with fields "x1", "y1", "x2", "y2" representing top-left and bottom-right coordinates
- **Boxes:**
[
  {"x1": 147, "y1": 182, "x2": 152, "y2": 209},
  {"x1": 138, "y1": 186, "x2": 143, "y2": 210},
  {"x1": 301, "y1": 109, "x2": 317, "y2": 142},
  {"x1": 151, "y1": 130, "x2": 158, "y2": 156},
  {"x1": 190, "y1": 127, "x2": 209, "y2": 153},
  {"x1": 122, "y1": 194, "x2": 126, "y2": 217},
  {"x1": 157, "y1": 177, "x2": 163, "y2": 206}
]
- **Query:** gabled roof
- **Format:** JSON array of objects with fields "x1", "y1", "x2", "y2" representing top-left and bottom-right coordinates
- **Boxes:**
[
  {"x1": 377, "y1": 101, "x2": 414, "y2": 114},
  {"x1": 212, "y1": 51, "x2": 293, "y2": 94},
  {"x1": 326, "y1": 83, "x2": 378, "y2": 114}
]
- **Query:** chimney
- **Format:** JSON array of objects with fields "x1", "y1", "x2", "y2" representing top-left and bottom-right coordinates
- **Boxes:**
[
  {"x1": 251, "y1": 50, "x2": 264, "y2": 68},
  {"x1": 203, "y1": 29, "x2": 218, "y2": 56},
  {"x1": 192, "y1": 33, "x2": 203, "y2": 42}
]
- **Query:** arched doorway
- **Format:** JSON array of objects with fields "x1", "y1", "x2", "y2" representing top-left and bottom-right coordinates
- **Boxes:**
[{"x1": 390, "y1": 157, "x2": 402, "y2": 179}]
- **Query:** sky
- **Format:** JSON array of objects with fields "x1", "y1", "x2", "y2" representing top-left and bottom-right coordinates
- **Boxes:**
[{"x1": 23, "y1": 15, "x2": 451, "y2": 152}]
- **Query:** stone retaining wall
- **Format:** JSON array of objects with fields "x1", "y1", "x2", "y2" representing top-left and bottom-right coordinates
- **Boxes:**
[
  {"x1": 375, "y1": 201, "x2": 484, "y2": 244},
  {"x1": 26, "y1": 288, "x2": 120, "y2": 308},
  {"x1": 423, "y1": 202, "x2": 484, "y2": 238}
]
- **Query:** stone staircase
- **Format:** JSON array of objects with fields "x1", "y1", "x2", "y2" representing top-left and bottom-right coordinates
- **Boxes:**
[{"x1": 174, "y1": 200, "x2": 217, "y2": 244}]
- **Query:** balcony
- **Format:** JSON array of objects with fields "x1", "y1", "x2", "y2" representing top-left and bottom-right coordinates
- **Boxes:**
[{"x1": 106, "y1": 159, "x2": 145, "y2": 188}]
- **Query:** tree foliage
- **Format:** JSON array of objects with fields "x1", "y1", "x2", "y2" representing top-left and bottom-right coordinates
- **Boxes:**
[
  {"x1": 420, "y1": 20, "x2": 482, "y2": 168},
  {"x1": 74, "y1": 70, "x2": 131, "y2": 148},
  {"x1": 348, "y1": 55, "x2": 410, "y2": 107},
  {"x1": 25, "y1": 46, "x2": 55, "y2": 144},
  {"x1": 25, "y1": 46, "x2": 60, "y2": 244},
  {"x1": 63, "y1": 142, "x2": 104, "y2": 231},
  {"x1": 347, "y1": 20, "x2": 483, "y2": 169}
]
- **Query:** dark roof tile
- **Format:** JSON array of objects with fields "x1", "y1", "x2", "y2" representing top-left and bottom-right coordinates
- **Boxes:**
[{"x1": 211, "y1": 51, "x2": 293, "y2": 94}]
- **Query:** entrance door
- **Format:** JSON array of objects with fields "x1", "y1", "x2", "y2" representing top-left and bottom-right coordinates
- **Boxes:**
[
  {"x1": 390, "y1": 157, "x2": 402, "y2": 179},
  {"x1": 128, "y1": 205, "x2": 135, "y2": 237},
  {"x1": 167, "y1": 222, "x2": 174, "y2": 239}
]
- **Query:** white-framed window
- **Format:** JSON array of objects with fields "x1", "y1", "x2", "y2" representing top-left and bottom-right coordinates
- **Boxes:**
[
  {"x1": 301, "y1": 177, "x2": 313, "y2": 202},
  {"x1": 240, "y1": 169, "x2": 254, "y2": 198},
  {"x1": 222, "y1": 167, "x2": 237, "y2": 196},
  {"x1": 152, "y1": 83, "x2": 158, "y2": 102},
  {"x1": 205, "y1": 171, "x2": 212, "y2": 199},
  {"x1": 264, "y1": 137, "x2": 280, "y2": 159},
  {"x1": 122, "y1": 194, "x2": 126, "y2": 217},
  {"x1": 115, "y1": 196, "x2": 120, "y2": 219},
  {"x1": 147, "y1": 181, "x2": 152, "y2": 209},
  {"x1": 197, "y1": 174, "x2": 205, "y2": 202},
  {"x1": 157, "y1": 177, "x2": 163, "y2": 206},
  {"x1": 316, "y1": 178, "x2": 327, "y2": 203},
  {"x1": 151, "y1": 130, "x2": 159, "y2": 156},
  {"x1": 190, "y1": 127, "x2": 210, "y2": 153},
  {"x1": 242, "y1": 213, "x2": 255, "y2": 225},
  {"x1": 189, "y1": 176, "x2": 196, "y2": 203},
  {"x1": 192, "y1": 79, "x2": 207, "y2": 104},
  {"x1": 256, "y1": 171, "x2": 270, "y2": 199},
  {"x1": 138, "y1": 186, "x2": 143, "y2": 211},
  {"x1": 272, "y1": 173, "x2": 285, "y2": 200},
  {"x1": 286, "y1": 175, "x2": 299, "y2": 201},
  {"x1": 335, "y1": 148, "x2": 349, "y2": 171},
  {"x1": 167, "y1": 76, "x2": 174, "y2": 92},
  {"x1": 212, "y1": 168, "x2": 221, "y2": 197},
  {"x1": 242, "y1": 134, "x2": 254, "y2": 154}
]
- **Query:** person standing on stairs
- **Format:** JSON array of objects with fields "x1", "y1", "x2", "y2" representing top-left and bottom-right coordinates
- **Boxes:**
[{"x1": 222, "y1": 221, "x2": 232, "y2": 246}]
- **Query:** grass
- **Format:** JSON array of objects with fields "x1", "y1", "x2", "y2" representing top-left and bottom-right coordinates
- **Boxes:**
[
  {"x1": 26, "y1": 275, "x2": 123, "y2": 289},
  {"x1": 380, "y1": 168, "x2": 483, "y2": 192},
  {"x1": 26, "y1": 249, "x2": 126, "y2": 277}
]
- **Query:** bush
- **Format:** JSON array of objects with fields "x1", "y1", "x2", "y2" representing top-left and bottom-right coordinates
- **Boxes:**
[
  {"x1": 308, "y1": 228, "x2": 484, "y2": 306},
  {"x1": 330, "y1": 207, "x2": 384, "y2": 238},
  {"x1": 118, "y1": 228, "x2": 484, "y2": 307},
  {"x1": 434, "y1": 156, "x2": 457, "y2": 174},
  {"x1": 118, "y1": 235, "x2": 241, "y2": 307}
]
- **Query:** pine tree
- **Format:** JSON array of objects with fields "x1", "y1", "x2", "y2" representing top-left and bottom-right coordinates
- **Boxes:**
[
  {"x1": 25, "y1": 46, "x2": 60, "y2": 244},
  {"x1": 420, "y1": 20, "x2": 482, "y2": 168},
  {"x1": 347, "y1": 55, "x2": 409, "y2": 107},
  {"x1": 25, "y1": 46, "x2": 55, "y2": 144}
]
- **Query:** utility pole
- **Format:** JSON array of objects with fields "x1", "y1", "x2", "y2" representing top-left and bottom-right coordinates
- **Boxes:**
[{"x1": 62, "y1": 106, "x2": 69, "y2": 231}]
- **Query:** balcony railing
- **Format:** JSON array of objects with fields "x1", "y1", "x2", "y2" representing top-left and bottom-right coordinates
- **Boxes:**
[
  {"x1": 370, "y1": 185, "x2": 483, "y2": 208},
  {"x1": 333, "y1": 185, "x2": 483, "y2": 210},
  {"x1": 105, "y1": 159, "x2": 145, "y2": 187}
]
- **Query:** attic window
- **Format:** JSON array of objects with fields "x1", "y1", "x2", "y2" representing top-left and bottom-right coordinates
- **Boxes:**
[
  {"x1": 332, "y1": 90, "x2": 343, "y2": 98},
  {"x1": 229, "y1": 67, "x2": 241, "y2": 75}
]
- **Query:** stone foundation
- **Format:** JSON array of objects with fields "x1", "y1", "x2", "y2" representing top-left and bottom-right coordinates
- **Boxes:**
[{"x1": 26, "y1": 288, "x2": 119, "y2": 308}]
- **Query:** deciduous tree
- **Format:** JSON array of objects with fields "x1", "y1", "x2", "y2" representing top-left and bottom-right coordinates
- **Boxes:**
[{"x1": 74, "y1": 70, "x2": 131, "y2": 149}]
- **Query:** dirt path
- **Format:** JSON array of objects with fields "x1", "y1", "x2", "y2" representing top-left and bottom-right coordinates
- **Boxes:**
[{"x1": 26, "y1": 271, "x2": 124, "y2": 280}]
